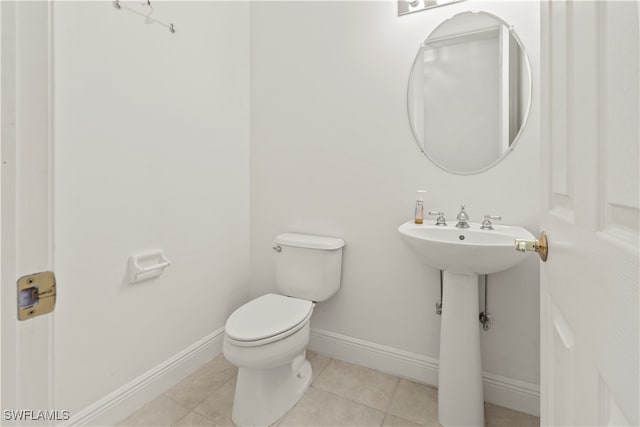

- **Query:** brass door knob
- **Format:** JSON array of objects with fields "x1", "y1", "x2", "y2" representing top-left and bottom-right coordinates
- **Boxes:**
[{"x1": 514, "y1": 232, "x2": 548, "y2": 262}]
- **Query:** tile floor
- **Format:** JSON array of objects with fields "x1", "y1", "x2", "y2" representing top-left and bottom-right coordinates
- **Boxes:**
[{"x1": 119, "y1": 351, "x2": 539, "y2": 427}]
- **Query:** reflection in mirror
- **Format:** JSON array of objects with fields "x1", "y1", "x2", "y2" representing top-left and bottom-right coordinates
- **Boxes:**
[{"x1": 407, "y1": 12, "x2": 531, "y2": 174}]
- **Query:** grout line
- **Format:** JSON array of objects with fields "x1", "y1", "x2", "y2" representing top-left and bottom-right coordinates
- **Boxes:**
[
  {"x1": 163, "y1": 371, "x2": 237, "y2": 412},
  {"x1": 312, "y1": 358, "x2": 402, "y2": 415},
  {"x1": 383, "y1": 378, "x2": 400, "y2": 413},
  {"x1": 191, "y1": 374, "x2": 238, "y2": 419},
  {"x1": 162, "y1": 392, "x2": 197, "y2": 412},
  {"x1": 171, "y1": 411, "x2": 189, "y2": 427},
  {"x1": 271, "y1": 410, "x2": 287, "y2": 427},
  {"x1": 193, "y1": 409, "x2": 220, "y2": 426},
  {"x1": 310, "y1": 356, "x2": 333, "y2": 386},
  {"x1": 310, "y1": 382, "x2": 393, "y2": 415},
  {"x1": 380, "y1": 380, "x2": 400, "y2": 427},
  {"x1": 162, "y1": 386, "x2": 209, "y2": 411}
]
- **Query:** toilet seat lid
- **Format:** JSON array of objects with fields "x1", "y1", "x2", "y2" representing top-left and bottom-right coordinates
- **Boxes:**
[{"x1": 225, "y1": 293, "x2": 313, "y2": 342}]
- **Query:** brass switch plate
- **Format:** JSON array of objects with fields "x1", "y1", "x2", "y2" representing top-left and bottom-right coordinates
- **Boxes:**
[{"x1": 17, "y1": 271, "x2": 56, "y2": 320}]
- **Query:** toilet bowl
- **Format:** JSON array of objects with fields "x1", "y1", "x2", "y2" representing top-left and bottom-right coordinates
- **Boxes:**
[
  {"x1": 223, "y1": 233, "x2": 345, "y2": 427},
  {"x1": 224, "y1": 294, "x2": 315, "y2": 426}
]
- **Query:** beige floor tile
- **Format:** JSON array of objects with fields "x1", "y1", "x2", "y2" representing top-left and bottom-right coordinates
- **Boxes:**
[
  {"x1": 269, "y1": 412, "x2": 287, "y2": 427},
  {"x1": 312, "y1": 359, "x2": 398, "y2": 411},
  {"x1": 192, "y1": 376, "x2": 237, "y2": 422},
  {"x1": 119, "y1": 353, "x2": 539, "y2": 427},
  {"x1": 165, "y1": 355, "x2": 237, "y2": 409},
  {"x1": 279, "y1": 387, "x2": 385, "y2": 426},
  {"x1": 307, "y1": 350, "x2": 332, "y2": 382},
  {"x1": 381, "y1": 413, "x2": 423, "y2": 427},
  {"x1": 485, "y1": 403, "x2": 539, "y2": 427},
  {"x1": 172, "y1": 411, "x2": 217, "y2": 426},
  {"x1": 205, "y1": 411, "x2": 235, "y2": 427},
  {"x1": 119, "y1": 395, "x2": 191, "y2": 426},
  {"x1": 386, "y1": 379, "x2": 438, "y2": 426},
  {"x1": 180, "y1": 409, "x2": 233, "y2": 427}
]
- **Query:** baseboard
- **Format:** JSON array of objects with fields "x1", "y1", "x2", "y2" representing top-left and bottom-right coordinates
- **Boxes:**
[
  {"x1": 482, "y1": 371, "x2": 540, "y2": 416},
  {"x1": 62, "y1": 327, "x2": 225, "y2": 427},
  {"x1": 308, "y1": 328, "x2": 540, "y2": 417}
]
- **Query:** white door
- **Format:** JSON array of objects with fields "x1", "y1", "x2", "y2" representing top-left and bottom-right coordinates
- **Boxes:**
[
  {"x1": 540, "y1": 1, "x2": 639, "y2": 426},
  {"x1": 1, "y1": 1, "x2": 54, "y2": 423}
]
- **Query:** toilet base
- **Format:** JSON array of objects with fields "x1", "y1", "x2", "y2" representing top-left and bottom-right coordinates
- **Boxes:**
[{"x1": 231, "y1": 352, "x2": 312, "y2": 427}]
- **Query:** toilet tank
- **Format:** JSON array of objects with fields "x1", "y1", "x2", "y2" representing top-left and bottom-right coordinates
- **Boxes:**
[{"x1": 274, "y1": 233, "x2": 345, "y2": 302}]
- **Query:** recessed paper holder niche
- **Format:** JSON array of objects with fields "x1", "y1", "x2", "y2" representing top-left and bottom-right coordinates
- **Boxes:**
[{"x1": 128, "y1": 249, "x2": 171, "y2": 284}]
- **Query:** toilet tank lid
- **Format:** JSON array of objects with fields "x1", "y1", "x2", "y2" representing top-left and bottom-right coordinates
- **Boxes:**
[{"x1": 275, "y1": 233, "x2": 345, "y2": 250}]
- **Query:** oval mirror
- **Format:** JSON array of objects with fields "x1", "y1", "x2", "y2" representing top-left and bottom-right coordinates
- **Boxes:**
[{"x1": 407, "y1": 11, "x2": 532, "y2": 174}]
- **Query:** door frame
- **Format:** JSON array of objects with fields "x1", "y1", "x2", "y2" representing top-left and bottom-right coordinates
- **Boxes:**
[{"x1": 1, "y1": 0, "x2": 55, "y2": 420}]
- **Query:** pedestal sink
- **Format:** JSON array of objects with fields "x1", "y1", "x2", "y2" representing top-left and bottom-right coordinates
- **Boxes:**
[{"x1": 398, "y1": 221, "x2": 534, "y2": 427}]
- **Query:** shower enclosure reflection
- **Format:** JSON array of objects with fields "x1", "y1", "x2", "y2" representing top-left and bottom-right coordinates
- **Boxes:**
[{"x1": 407, "y1": 12, "x2": 531, "y2": 174}]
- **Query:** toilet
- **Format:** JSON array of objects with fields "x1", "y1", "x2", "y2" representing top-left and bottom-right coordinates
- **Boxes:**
[{"x1": 223, "y1": 232, "x2": 345, "y2": 427}]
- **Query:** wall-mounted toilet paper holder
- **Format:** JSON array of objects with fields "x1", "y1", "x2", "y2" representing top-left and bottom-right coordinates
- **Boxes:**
[{"x1": 128, "y1": 249, "x2": 171, "y2": 283}]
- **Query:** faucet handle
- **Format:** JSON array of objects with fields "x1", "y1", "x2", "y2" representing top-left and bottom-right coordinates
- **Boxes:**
[
  {"x1": 481, "y1": 214, "x2": 502, "y2": 230},
  {"x1": 428, "y1": 211, "x2": 447, "y2": 226}
]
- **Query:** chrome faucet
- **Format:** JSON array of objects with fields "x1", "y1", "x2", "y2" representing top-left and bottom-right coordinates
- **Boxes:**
[
  {"x1": 428, "y1": 211, "x2": 447, "y2": 226},
  {"x1": 481, "y1": 214, "x2": 502, "y2": 230},
  {"x1": 455, "y1": 204, "x2": 470, "y2": 228}
]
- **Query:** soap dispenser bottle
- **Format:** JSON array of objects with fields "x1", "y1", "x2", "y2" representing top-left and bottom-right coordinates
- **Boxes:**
[{"x1": 414, "y1": 190, "x2": 427, "y2": 224}]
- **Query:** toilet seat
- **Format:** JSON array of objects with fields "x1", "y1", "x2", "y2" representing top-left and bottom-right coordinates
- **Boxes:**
[{"x1": 225, "y1": 294, "x2": 314, "y2": 347}]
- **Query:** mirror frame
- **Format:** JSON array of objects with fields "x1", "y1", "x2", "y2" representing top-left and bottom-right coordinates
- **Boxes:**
[{"x1": 406, "y1": 11, "x2": 533, "y2": 175}]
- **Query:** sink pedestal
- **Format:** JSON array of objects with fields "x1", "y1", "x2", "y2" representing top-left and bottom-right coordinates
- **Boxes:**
[
  {"x1": 398, "y1": 220, "x2": 536, "y2": 426},
  {"x1": 438, "y1": 271, "x2": 484, "y2": 427}
]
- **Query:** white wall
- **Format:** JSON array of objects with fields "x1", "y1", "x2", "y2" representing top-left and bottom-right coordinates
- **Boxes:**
[
  {"x1": 250, "y1": 0, "x2": 540, "y2": 388},
  {"x1": 53, "y1": 1, "x2": 250, "y2": 415}
]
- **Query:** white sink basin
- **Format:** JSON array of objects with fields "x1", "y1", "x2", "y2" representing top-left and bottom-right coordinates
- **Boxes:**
[
  {"x1": 398, "y1": 221, "x2": 534, "y2": 274},
  {"x1": 398, "y1": 219, "x2": 535, "y2": 426}
]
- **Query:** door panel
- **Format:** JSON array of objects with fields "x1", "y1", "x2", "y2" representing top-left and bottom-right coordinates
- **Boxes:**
[{"x1": 540, "y1": 1, "x2": 639, "y2": 426}]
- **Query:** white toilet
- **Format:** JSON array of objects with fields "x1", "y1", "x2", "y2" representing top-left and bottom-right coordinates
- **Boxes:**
[{"x1": 223, "y1": 232, "x2": 345, "y2": 427}]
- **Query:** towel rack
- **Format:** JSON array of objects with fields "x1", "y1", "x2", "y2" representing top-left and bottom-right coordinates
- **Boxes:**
[{"x1": 113, "y1": 0, "x2": 175, "y2": 34}]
